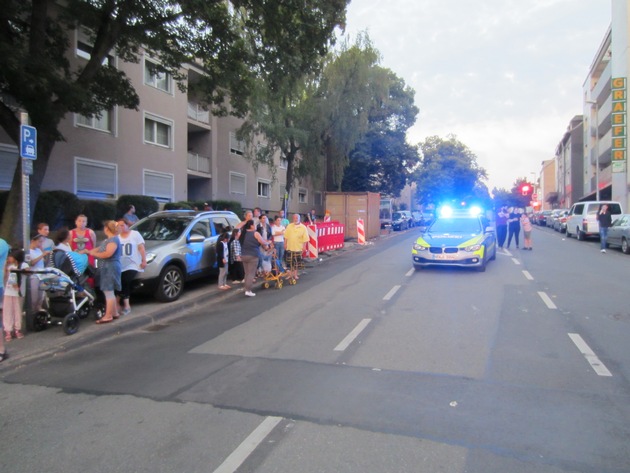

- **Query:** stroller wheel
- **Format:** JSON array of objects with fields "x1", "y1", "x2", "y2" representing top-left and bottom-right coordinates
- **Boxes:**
[
  {"x1": 63, "y1": 313, "x2": 80, "y2": 335},
  {"x1": 277, "y1": 280, "x2": 283, "y2": 289},
  {"x1": 264, "y1": 282, "x2": 270, "y2": 289},
  {"x1": 26, "y1": 310, "x2": 49, "y2": 332}
]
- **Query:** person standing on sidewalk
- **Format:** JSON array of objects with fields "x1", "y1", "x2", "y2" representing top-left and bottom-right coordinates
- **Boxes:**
[
  {"x1": 284, "y1": 213, "x2": 309, "y2": 281},
  {"x1": 116, "y1": 218, "x2": 146, "y2": 315},
  {"x1": 271, "y1": 216, "x2": 286, "y2": 271},
  {"x1": 239, "y1": 220, "x2": 269, "y2": 297},
  {"x1": 3, "y1": 248, "x2": 28, "y2": 341},
  {"x1": 216, "y1": 231, "x2": 231, "y2": 290},
  {"x1": 228, "y1": 227, "x2": 244, "y2": 283},
  {"x1": 597, "y1": 203, "x2": 613, "y2": 253}
]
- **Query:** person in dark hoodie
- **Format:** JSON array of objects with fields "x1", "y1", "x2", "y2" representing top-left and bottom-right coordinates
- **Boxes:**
[{"x1": 597, "y1": 203, "x2": 613, "y2": 253}]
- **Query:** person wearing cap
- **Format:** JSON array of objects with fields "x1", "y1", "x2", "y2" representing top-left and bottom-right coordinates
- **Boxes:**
[{"x1": 203, "y1": 202, "x2": 213, "y2": 211}]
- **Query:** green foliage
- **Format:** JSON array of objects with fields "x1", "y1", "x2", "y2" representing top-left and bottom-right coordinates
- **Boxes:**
[
  {"x1": 211, "y1": 200, "x2": 242, "y2": 215},
  {"x1": 33, "y1": 191, "x2": 82, "y2": 231},
  {"x1": 164, "y1": 201, "x2": 194, "y2": 210},
  {"x1": 342, "y1": 68, "x2": 419, "y2": 196},
  {"x1": 80, "y1": 200, "x2": 116, "y2": 230},
  {"x1": 0, "y1": 0, "x2": 348, "y2": 242},
  {"x1": 116, "y1": 195, "x2": 159, "y2": 219},
  {"x1": 414, "y1": 135, "x2": 488, "y2": 206}
]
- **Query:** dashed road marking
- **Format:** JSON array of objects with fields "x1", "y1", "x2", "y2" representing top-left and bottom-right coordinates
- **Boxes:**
[
  {"x1": 511, "y1": 258, "x2": 521, "y2": 265},
  {"x1": 383, "y1": 285, "x2": 401, "y2": 301},
  {"x1": 568, "y1": 333, "x2": 613, "y2": 377},
  {"x1": 334, "y1": 318, "x2": 371, "y2": 352},
  {"x1": 537, "y1": 291, "x2": 557, "y2": 309},
  {"x1": 213, "y1": 416, "x2": 283, "y2": 473},
  {"x1": 522, "y1": 270, "x2": 534, "y2": 280},
  {"x1": 406, "y1": 268, "x2": 415, "y2": 277}
]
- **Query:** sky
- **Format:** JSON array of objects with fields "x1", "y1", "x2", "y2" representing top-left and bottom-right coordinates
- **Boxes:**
[{"x1": 339, "y1": 0, "x2": 612, "y2": 192}]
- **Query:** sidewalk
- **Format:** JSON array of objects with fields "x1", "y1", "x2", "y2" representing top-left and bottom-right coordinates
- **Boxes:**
[{"x1": 0, "y1": 237, "x2": 383, "y2": 370}]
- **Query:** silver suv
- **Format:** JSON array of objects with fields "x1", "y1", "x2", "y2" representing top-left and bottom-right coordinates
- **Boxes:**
[{"x1": 131, "y1": 210, "x2": 241, "y2": 301}]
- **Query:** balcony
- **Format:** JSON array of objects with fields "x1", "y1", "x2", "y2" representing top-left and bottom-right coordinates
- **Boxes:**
[
  {"x1": 187, "y1": 103, "x2": 210, "y2": 124},
  {"x1": 187, "y1": 152, "x2": 211, "y2": 175}
]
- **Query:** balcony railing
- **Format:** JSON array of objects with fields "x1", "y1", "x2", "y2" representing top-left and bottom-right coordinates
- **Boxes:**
[
  {"x1": 187, "y1": 152, "x2": 211, "y2": 174},
  {"x1": 187, "y1": 103, "x2": 210, "y2": 124}
]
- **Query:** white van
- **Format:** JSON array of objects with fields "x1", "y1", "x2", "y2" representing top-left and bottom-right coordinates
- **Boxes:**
[{"x1": 565, "y1": 201, "x2": 623, "y2": 240}]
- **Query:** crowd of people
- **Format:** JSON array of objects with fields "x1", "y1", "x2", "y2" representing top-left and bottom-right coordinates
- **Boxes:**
[{"x1": 0, "y1": 205, "x2": 316, "y2": 361}]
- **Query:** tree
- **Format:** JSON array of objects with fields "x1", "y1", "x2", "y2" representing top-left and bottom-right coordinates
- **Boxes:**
[
  {"x1": 0, "y1": 0, "x2": 348, "y2": 241},
  {"x1": 237, "y1": 32, "x2": 383, "y2": 206},
  {"x1": 342, "y1": 69, "x2": 419, "y2": 196},
  {"x1": 413, "y1": 135, "x2": 488, "y2": 206}
]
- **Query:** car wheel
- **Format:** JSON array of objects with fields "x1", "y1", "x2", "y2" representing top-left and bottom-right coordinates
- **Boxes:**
[
  {"x1": 577, "y1": 228, "x2": 585, "y2": 241},
  {"x1": 476, "y1": 258, "x2": 486, "y2": 272},
  {"x1": 155, "y1": 265, "x2": 185, "y2": 302},
  {"x1": 622, "y1": 237, "x2": 630, "y2": 254},
  {"x1": 490, "y1": 244, "x2": 497, "y2": 261}
]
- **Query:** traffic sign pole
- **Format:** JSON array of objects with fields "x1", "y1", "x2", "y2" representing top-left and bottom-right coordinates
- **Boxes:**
[{"x1": 20, "y1": 113, "x2": 34, "y2": 253}]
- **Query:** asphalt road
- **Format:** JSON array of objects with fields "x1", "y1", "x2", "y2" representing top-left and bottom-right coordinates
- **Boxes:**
[{"x1": 1, "y1": 226, "x2": 629, "y2": 473}]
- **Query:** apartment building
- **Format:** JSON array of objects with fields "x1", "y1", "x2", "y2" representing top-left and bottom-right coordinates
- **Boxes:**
[
  {"x1": 553, "y1": 115, "x2": 584, "y2": 209},
  {"x1": 581, "y1": 0, "x2": 629, "y2": 209},
  {"x1": 0, "y1": 28, "x2": 324, "y2": 217}
]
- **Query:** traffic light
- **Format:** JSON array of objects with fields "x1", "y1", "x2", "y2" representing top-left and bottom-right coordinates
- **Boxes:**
[{"x1": 521, "y1": 184, "x2": 531, "y2": 196}]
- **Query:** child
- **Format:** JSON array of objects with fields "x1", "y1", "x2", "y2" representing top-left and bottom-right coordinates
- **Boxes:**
[
  {"x1": 3, "y1": 248, "x2": 28, "y2": 341},
  {"x1": 29, "y1": 234, "x2": 50, "y2": 312},
  {"x1": 216, "y1": 231, "x2": 231, "y2": 290}
]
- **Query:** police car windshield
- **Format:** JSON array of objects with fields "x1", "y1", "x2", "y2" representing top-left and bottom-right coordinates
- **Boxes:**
[{"x1": 429, "y1": 217, "x2": 482, "y2": 235}]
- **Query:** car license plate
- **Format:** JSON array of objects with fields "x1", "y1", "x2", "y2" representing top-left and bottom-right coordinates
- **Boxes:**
[{"x1": 434, "y1": 253, "x2": 456, "y2": 260}]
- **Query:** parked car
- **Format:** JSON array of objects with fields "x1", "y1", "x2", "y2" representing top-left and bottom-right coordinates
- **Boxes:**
[
  {"x1": 547, "y1": 209, "x2": 564, "y2": 228},
  {"x1": 131, "y1": 210, "x2": 241, "y2": 302},
  {"x1": 606, "y1": 214, "x2": 630, "y2": 253},
  {"x1": 392, "y1": 211, "x2": 412, "y2": 231},
  {"x1": 566, "y1": 201, "x2": 623, "y2": 240},
  {"x1": 411, "y1": 211, "x2": 423, "y2": 227},
  {"x1": 553, "y1": 210, "x2": 569, "y2": 233},
  {"x1": 536, "y1": 210, "x2": 552, "y2": 226}
]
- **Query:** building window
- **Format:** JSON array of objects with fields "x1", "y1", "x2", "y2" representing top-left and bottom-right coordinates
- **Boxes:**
[
  {"x1": 298, "y1": 187, "x2": 308, "y2": 204},
  {"x1": 144, "y1": 57, "x2": 172, "y2": 94},
  {"x1": 257, "y1": 179, "x2": 271, "y2": 198},
  {"x1": 76, "y1": 27, "x2": 113, "y2": 65},
  {"x1": 280, "y1": 157, "x2": 288, "y2": 169},
  {"x1": 75, "y1": 157, "x2": 117, "y2": 199},
  {"x1": 76, "y1": 110, "x2": 112, "y2": 133},
  {"x1": 0, "y1": 144, "x2": 18, "y2": 190},
  {"x1": 229, "y1": 131, "x2": 245, "y2": 156},
  {"x1": 143, "y1": 169, "x2": 173, "y2": 203},
  {"x1": 144, "y1": 113, "x2": 173, "y2": 148},
  {"x1": 230, "y1": 172, "x2": 246, "y2": 195}
]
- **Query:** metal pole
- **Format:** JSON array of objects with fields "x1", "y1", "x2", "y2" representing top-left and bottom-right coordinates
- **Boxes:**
[
  {"x1": 20, "y1": 112, "x2": 30, "y2": 254},
  {"x1": 595, "y1": 102, "x2": 600, "y2": 200}
]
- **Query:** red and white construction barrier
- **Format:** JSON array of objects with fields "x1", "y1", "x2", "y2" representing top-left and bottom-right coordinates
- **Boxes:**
[
  {"x1": 357, "y1": 219, "x2": 365, "y2": 245},
  {"x1": 306, "y1": 224, "x2": 318, "y2": 258}
]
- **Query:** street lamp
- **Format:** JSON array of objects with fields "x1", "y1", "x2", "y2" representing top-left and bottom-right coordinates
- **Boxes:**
[{"x1": 586, "y1": 99, "x2": 600, "y2": 200}]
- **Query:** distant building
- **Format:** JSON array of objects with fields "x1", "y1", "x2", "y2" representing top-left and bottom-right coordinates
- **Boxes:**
[{"x1": 554, "y1": 115, "x2": 584, "y2": 208}]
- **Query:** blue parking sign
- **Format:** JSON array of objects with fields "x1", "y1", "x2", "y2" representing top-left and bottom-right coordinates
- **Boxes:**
[{"x1": 20, "y1": 124, "x2": 37, "y2": 160}]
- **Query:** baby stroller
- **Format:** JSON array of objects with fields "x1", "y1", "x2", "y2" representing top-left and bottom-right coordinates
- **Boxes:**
[
  {"x1": 262, "y1": 248, "x2": 290, "y2": 289},
  {"x1": 24, "y1": 250, "x2": 102, "y2": 335}
]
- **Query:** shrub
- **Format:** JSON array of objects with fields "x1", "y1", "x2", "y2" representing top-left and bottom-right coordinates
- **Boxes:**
[
  {"x1": 33, "y1": 190, "x2": 82, "y2": 231},
  {"x1": 164, "y1": 201, "x2": 193, "y2": 210},
  {"x1": 117, "y1": 195, "x2": 159, "y2": 219},
  {"x1": 80, "y1": 200, "x2": 116, "y2": 230}
]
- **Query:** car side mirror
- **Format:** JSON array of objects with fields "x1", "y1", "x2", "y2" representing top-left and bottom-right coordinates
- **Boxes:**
[{"x1": 188, "y1": 234, "x2": 206, "y2": 243}]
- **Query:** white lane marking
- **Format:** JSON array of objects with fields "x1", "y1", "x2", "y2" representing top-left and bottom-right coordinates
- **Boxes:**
[
  {"x1": 522, "y1": 270, "x2": 534, "y2": 280},
  {"x1": 213, "y1": 416, "x2": 283, "y2": 473},
  {"x1": 406, "y1": 268, "x2": 414, "y2": 277},
  {"x1": 334, "y1": 318, "x2": 371, "y2": 352},
  {"x1": 511, "y1": 258, "x2": 521, "y2": 265},
  {"x1": 568, "y1": 333, "x2": 613, "y2": 377},
  {"x1": 383, "y1": 285, "x2": 401, "y2": 301},
  {"x1": 537, "y1": 291, "x2": 557, "y2": 309}
]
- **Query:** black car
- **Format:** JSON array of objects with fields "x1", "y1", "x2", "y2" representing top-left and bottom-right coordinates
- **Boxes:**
[{"x1": 392, "y1": 211, "x2": 411, "y2": 231}]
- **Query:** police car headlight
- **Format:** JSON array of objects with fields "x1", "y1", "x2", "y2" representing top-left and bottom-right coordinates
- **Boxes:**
[
  {"x1": 146, "y1": 252, "x2": 157, "y2": 264},
  {"x1": 413, "y1": 243, "x2": 428, "y2": 251},
  {"x1": 464, "y1": 244, "x2": 481, "y2": 252}
]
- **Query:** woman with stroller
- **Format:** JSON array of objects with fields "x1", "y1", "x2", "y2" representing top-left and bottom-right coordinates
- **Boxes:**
[
  {"x1": 239, "y1": 219, "x2": 270, "y2": 297},
  {"x1": 84, "y1": 220, "x2": 121, "y2": 324}
]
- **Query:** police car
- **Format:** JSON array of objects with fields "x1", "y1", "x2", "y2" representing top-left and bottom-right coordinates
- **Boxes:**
[{"x1": 411, "y1": 206, "x2": 496, "y2": 272}]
